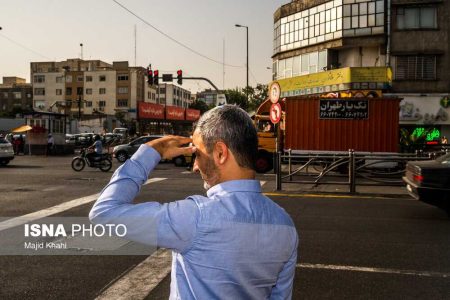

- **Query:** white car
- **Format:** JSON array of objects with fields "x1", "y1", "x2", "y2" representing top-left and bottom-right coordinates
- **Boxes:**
[{"x1": 0, "y1": 138, "x2": 15, "y2": 166}]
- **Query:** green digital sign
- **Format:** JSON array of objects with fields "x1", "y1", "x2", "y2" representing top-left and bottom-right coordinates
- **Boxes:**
[{"x1": 412, "y1": 127, "x2": 441, "y2": 141}]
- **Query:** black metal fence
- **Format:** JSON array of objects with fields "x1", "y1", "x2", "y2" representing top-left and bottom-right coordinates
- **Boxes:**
[{"x1": 275, "y1": 149, "x2": 449, "y2": 193}]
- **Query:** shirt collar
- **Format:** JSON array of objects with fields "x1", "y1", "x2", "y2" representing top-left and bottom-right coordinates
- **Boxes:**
[{"x1": 206, "y1": 179, "x2": 262, "y2": 198}]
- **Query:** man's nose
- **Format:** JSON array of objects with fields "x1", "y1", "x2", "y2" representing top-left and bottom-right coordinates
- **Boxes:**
[{"x1": 192, "y1": 159, "x2": 199, "y2": 173}]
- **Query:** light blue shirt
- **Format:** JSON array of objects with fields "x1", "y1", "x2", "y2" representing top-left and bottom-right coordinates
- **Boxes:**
[
  {"x1": 94, "y1": 140, "x2": 102, "y2": 154},
  {"x1": 89, "y1": 145, "x2": 298, "y2": 300}
]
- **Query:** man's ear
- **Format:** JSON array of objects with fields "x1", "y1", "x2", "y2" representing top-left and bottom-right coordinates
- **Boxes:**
[{"x1": 213, "y1": 142, "x2": 228, "y2": 165}]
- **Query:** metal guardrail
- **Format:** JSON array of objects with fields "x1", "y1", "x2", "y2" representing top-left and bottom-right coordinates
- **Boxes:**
[{"x1": 275, "y1": 149, "x2": 449, "y2": 193}]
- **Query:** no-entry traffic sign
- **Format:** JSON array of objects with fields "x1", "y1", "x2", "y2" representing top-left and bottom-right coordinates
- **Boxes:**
[{"x1": 270, "y1": 103, "x2": 282, "y2": 124}]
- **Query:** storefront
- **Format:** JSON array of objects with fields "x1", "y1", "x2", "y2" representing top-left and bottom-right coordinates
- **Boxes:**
[
  {"x1": 138, "y1": 102, "x2": 200, "y2": 136},
  {"x1": 22, "y1": 111, "x2": 68, "y2": 154},
  {"x1": 396, "y1": 94, "x2": 450, "y2": 152}
]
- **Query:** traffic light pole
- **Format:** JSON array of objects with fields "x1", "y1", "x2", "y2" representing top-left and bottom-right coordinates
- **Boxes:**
[{"x1": 181, "y1": 77, "x2": 220, "y2": 92}]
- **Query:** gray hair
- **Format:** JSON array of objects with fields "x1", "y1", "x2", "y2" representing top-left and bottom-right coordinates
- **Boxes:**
[{"x1": 194, "y1": 105, "x2": 258, "y2": 170}]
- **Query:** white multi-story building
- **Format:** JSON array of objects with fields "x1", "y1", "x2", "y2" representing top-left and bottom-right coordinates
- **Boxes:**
[{"x1": 152, "y1": 83, "x2": 192, "y2": 108}]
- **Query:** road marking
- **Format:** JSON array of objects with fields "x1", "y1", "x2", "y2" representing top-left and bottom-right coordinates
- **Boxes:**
[
  {"x1": 42, "y1": 186, "x2": 64, "y2": 192},
  {"x1": 181, "y1": 171, "x2": 191, "y2": 174},
  {"x1": 96, "y1": 248, "x2": 172, "y2": 300},
  {"x1": 264, "y1": 192, "x2": 412, "y2": 200},
  {"x1": 144, "y1": 178, "x2": 167, "y2": 185},
  {"x1": 0, "y1": 178, "x2": 167, "y2": 232},
  {"x1": 297, "y1": 263, "x2": 450, "y2": 278}
]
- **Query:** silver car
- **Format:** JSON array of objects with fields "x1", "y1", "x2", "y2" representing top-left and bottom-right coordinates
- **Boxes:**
[
  {"x1": 0, "y1": 138, "x2": 15, "y2": 166},
  {"x1": 113, "y1": 135, "x2": 163, "y2": 162}
]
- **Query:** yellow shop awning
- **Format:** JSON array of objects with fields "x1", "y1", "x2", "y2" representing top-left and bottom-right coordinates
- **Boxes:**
[{"x1": 11, "y1": 125, "x2": 32, "y2": 133}]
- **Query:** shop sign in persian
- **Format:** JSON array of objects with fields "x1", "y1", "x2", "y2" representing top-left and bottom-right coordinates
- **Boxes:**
[
  {"x1": 277, "y1": 67, "x2": 392, "y2": 97},
  {"x1": 166, "y1": 106, "x2": 185, "y2": 121},
  {"x1": 319, "y1": 99, "x2": 368, "y2": 119},
  {"x1": 138, "y1": 102, "x2": 164, "y2": 119},
  {"x1": 186, "y1": 109, "x2": 200, "y2": 121}
]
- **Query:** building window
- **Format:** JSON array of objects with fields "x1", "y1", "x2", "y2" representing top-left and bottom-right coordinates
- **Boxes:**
[
  {"x1": 86, "y1": 76, "x2": 93, "y2": 82},
  {"x1": 52, "y1": 120, "x2": 64, "y2": 134},
  {"x1": 77, "y1": 76, "x2": 84, "y2": 82},
  {"x1": 85, "y1": 101, "x2": 92, "y2": 107},
  {"x1": 66, "y1": 75, "x2": 72, "y2": 83},
  {"x1": 56, "y1": 76, "x2": 64, "y2": 83},
  {"x1": 98, "y1": 101, "x2": 106, "y2": 107},
  {"x1": 99, "y1": 88, "x2": 106, "y2": 94},
  {"x1": 77, "y1": 87, "x2": 83, "y2": 95},
  {"x1": 33, "y1": 75, "x2": 45, "y2": 83},
  {"x1": 99, "y1": 75, "x2": 106, "y2": 82},
  {"x1": 118, "y1": 87, "x2": 129, "y2": 94},
  {"x1": 56, "y1": 89, "x2": 62, "y2": 95},
  {"x1": 86, "y1": 88, "x2": 92, "y2": 95},
  {"x1": 34, "y1": 88, "x2": 45, "y2": 95},
  {"x1": 275, "y1": 0, "x2": 386, "y2": 53},
  {"x1": 66, "y1": 88, "x2": 72, "y2": 96},
  {"x1": 396, "y1": 6, "x2": 437, "y2": 30},
  {"x1": 13, "y1": 92, "x2": 21, "y2": 99},
  {"x1": 117, "y1": 74, "x2": 129, "y2": 81},
  {"x1": 395, "y1": 55, "x2": 436, "y2": 80},
  {"x1": 117, "y1": 99, "x2": 128, "y2": 107},
  {"x1": 276, "y1": 49, "x2": 327, "y2": 79}
]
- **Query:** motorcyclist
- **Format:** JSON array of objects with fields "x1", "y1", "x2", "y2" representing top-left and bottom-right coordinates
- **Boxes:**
[{"x1": 86, "y1": 135, "x2": 103, "y2": 164}]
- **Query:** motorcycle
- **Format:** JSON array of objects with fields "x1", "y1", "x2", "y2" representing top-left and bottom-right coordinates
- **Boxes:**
[{"x1": 71, "y1": 148, "x2": 112, "y2": 172}]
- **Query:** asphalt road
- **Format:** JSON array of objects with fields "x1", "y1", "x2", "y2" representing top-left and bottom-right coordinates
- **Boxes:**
[{"x1": 0, "y1": 155, "x2": 449, "y2": 299}]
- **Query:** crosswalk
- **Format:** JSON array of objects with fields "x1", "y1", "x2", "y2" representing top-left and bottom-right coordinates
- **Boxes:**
[{"x1": 0, "y1": 177, "x2": 167, "y2": 233}]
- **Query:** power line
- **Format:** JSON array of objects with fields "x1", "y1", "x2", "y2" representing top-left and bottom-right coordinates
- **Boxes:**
[
  {"x1": 112, "y1": 0, "x2": 243, "y2": 68},
  {"x1": 0, "y1": 33, "x2": 52, "y2": 60},
  {"x1": 249, "y1": 68, "x2": 258, "y2": 85}
]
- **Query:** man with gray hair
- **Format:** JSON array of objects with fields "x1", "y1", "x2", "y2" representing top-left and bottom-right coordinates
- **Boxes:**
[{"x1": 90, "y1": 105, "x2": 298, "y2": 299}]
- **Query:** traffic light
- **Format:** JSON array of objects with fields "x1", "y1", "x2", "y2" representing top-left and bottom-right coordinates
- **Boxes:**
[
  {"x1": 177, "y1": 70, "x2": 183, "y2": 85},
  {"x1": 147, "y1": 68, "x2": 153, "y2": 85},
  {"x1": 153, "y1": 70, "x2": 159, "y2": 85}
]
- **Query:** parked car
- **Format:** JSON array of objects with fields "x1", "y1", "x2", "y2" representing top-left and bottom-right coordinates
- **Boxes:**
[
  {"x1": 0, "y1": 138, "x2": 15, "y2": 166},
  {"x1": 113, "y1": 135, "x2": 163, "y2": 162},
  {"x1": 65, "y1": 133, "x2": 96, "y2": 148},
  {"x1": 173, "y1": 144, "x2": 194, "y2": 167},
  {"x1": 112, "y1": 127, "x2": 128, "y2": 138},
  {"x1": 403, "y1": 153, "x2": 450, "y2": 214}
]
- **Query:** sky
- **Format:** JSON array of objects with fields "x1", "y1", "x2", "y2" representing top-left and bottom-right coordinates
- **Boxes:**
[{"x1": 0, "y1": 0, "x2": 288, "y2": 94}]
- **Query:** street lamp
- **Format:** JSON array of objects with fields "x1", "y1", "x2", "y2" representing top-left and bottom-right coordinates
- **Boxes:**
[{"x1": 235, "y1": 24, "x2": 249, "y2": 103}]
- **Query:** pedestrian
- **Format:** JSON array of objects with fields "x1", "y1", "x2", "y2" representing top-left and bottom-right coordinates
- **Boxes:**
[
  {"x1": 46, "y1": 133, "x2": 54, "y2": 156},
  {"x1": 90, "y1": 105, "x2": 298, "y2": 299},
  {"x1": 11, "y1": 135, "x2": 19, "y2": 155},
  {"x1": 18, "y1": 134, "x2": 24, "y2": 155},
  {"x1": 13, "y1": 136, "x2": 21, "y2": 155}
]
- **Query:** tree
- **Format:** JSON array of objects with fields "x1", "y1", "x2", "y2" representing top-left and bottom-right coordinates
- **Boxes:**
[
  {"x1": 115, "y1": 111, "x2": 127, "y2": 127},
  {"x1": 189, "y1": 100, "x2": 210, "y2": 114},
  {"x1": 224, "y1": 85, "x2": 268, "y2": 112},
  {"x1": 223, "y1": 89, "x2": 248, "y2": 110},
  {"x1": 246, "y1": 84, "x2": 268, "y2": 112}
]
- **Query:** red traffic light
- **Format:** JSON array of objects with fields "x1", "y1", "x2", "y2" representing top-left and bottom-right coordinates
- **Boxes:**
[
  {"x1": 177, "y1": 69, "x2": 183, "y2": 85},
  {"x1": 147, "y1": 68, "x2": 153, "y2": 85},
  {"x1": 153, "y1": 70, "x2": 159, "y2": 85}
]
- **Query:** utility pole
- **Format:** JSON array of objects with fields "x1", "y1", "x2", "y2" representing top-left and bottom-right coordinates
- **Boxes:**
[
  {"x1": 78, "y1": 95, "x2": 82, "y2": 121},
  {"x1": 235, "y1": 24, "x2": 249, "y2": 103}
]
